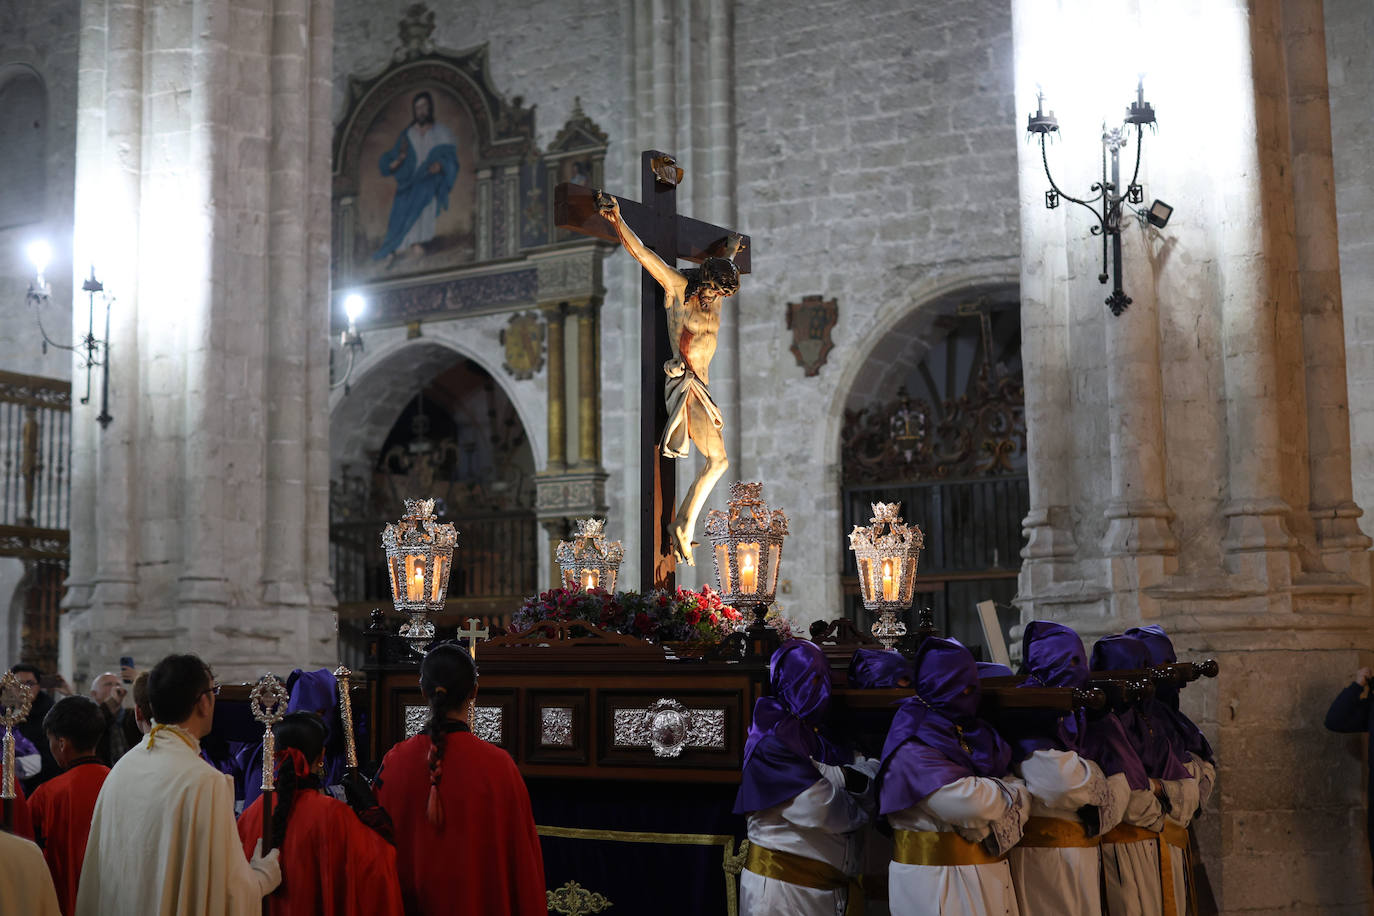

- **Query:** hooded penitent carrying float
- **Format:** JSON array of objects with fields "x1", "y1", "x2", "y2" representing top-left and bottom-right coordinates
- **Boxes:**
[
  {"x1": 1002, "y1": 621, "x2": 1143, "y2": 916},
  {"x1": 877, "y1": 636, "x2": 1027, "y2": 916},
  {"x1": 1090, "y1": 633, "x2": 1208, "y2": 916},
  {"x1": 735, "y1": 639, "x2": 871, "y2": 916}
]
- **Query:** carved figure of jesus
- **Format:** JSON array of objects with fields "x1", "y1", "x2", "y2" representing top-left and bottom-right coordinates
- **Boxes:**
[{"x1": 598, "y1": 192, "x2": 744, "y2": 567}]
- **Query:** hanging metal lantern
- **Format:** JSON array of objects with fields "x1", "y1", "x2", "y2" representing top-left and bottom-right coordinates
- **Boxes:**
[
  {"x1": 705, "y1": 482, "x2": 789, "y2": 613},
  {"x1": 848, "y1": 501, "x2": 924, "y2": 651},
  {"x1": 382, "y1": 498, "x2": 458, "y2": 655},
  {"x1": 556, "y1": 518, "x2": 624, "y2": 592}
]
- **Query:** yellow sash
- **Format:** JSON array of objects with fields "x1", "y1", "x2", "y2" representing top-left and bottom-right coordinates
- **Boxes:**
[
  {"x1": 744, "y1": 843, "x2": 863, "y2": 915},
  {"x1": 1101, "y1": 822, "x2": 1186, "y2": 916},
  {"x1": 1018, "y1": 816, "x2": 1101, "y2": 848},
  {"x1": 891, "y1": 829, "x2": 1006, "y2": 867}
]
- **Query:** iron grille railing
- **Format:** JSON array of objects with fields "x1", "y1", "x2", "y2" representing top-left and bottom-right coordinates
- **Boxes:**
[
  {"x1": 330, "y1": 511, "x2": 539, "y2": 606},
  {"x1": 841, "y1": 476, "x2": 1028, "y2": 651},
  {"x1": 0, "y1": 371, "x2": 72, "y2": 556}
]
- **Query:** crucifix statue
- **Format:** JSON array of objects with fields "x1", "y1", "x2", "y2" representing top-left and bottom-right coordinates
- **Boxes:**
[{"x1": 556, "y1": 150, "x2": 751, "y2": 589}]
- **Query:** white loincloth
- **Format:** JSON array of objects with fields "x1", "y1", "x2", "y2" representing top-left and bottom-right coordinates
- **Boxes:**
[{"x1": 660, "y1": 359, "x2": 723, "y2": 459}]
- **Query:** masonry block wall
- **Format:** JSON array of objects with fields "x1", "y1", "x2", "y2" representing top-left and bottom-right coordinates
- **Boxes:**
[{"x1": 0, "y1": 0, "x2": 81, "y2": 668}]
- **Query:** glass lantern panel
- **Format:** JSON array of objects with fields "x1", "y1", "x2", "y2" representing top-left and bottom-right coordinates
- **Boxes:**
[
  {"x1": 429, "y1": 555, "x2": 446, "y2": 603},
  {"x1": 900, "y1": 557, "x2": 918, "y2": 602},
  {"x1": 857, "y1": 558, "x2": 874, "y2": 603},
  {"x1": 605, "y1": 568, "x2": 617, "y2": 592},
  {"x1": 737, "y1": 543, "x2": 760, "y2": 595},
  {"x1": 879, "y1": 556, "x2": 899, "y2": 602},
  {"x1": 715, "y1": 545, "x2": 732, "y2": 594},
  {"x1": 582, "y1": 568, "x2": 600, "y2": 590},
  {"x1": 404, "y1": 554, "x2": 428, "y2": 603},
  {"x1": 766, "y1": 543, "x2": 782, "y2": 595},
  {"x1": 387, "y1": 556, "x2": 401, "y2": 604}
]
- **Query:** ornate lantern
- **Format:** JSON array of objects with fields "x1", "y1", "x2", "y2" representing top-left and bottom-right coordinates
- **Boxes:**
[
  {"x1": 848, "y1": 502, "x2": 924, "y2": 650},
  {"x1": 706, "y1": 482, "x2": 789, "y2": 655},
  {"x1": 382, "y1": 498, "x2": 458, "y2": 655},
  {"x1": 556, "y1": 518, "x2": 624, "y2": 592}
]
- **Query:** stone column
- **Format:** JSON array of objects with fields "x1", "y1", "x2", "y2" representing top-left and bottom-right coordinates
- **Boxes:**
[
  {"x1": 572, "y1": 299, "x2": 600, "y2": 467},
  {"x1": 543, "y1": 302, "x2": 567, "y2": 470},
  {"x1": 1283, "y1": 0, "x2": 1372, "y2": 582},
  {"x1": 1101, "y1": 207, "x2": 1179, "y2": 612},
  {"x1": 1217, "y1": 1, "x2": 1300, "y2": 590},
  {"x1": 63, "y1": 0, "x2": 142, "y2": 651},
  {"x1": 1011, "y1": 0, "x2": 1079, "y2": 617},
  {"x1": 64, "y1": 0, "x2": 337, "y2": 680},
  {"x1": 540, "y1": 517, "x2": 570, "y2": 591}
]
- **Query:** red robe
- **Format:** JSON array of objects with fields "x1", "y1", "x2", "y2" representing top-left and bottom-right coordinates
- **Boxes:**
[
  {"x1": 237, "y1": 788, "x2": 404, "y2": 916},
  {"x1": 374, "y1": 726, "x2": 546, "y2": 916},
  {"x1": 2, "y1": 779, "x2": 35, "y2": 840},
  {"x1": 29, "y1": 758, "x2": 108, "y2": 916}
]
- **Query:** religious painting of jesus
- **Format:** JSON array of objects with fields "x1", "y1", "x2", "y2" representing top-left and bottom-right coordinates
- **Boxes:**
[{"x1": 354, "y1": 83, "x2": 478, "y2": 279}]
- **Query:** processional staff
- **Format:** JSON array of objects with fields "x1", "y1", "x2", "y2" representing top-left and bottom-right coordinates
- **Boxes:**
[
  {"x1": 0, "y1": 671, "x2": 35, "y2": 834},
  {"x1": 251, "y1": 673, "x2": 289, "y2": 914},
  {"x1": 333, "y1": 666, "x2": 358, "y2": 771}
]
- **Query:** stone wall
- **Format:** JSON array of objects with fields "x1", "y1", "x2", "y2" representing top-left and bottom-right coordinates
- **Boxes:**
[
  {"x1": 0, "y1": 0, "x2": 78, "y2": 382},
  {"x1": 0, "y1": 0, "x2": 79, "y2": 669},
  {"x1": 721, "y1": 0, "x2": 1020, "y2": 612},
  {"x1": 1013, "y1": 0, "x2": 1373, "y2": 910}
]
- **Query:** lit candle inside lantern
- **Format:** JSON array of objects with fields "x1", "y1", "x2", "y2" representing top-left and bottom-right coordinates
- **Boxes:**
[
  {"x1": 882, "y1": 559, "x2": 896, "y2": 601},
  {"x1": 408, "y1": 565, "x2": 424, "y2": 602},
  {"x1": 740, "y1": 549, "x2": 757, "y2": 594},
  {"x1": 582, "y1": 569, "x2": 599, "y2": 589}
]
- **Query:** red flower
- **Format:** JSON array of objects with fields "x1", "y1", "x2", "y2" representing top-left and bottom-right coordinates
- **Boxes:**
[
  {"x1": 685, "y1": 608, "x2": 701, "y2": 626},
  {"x1": 634, "y1": 612, "x2": 652, "y2": 634}
]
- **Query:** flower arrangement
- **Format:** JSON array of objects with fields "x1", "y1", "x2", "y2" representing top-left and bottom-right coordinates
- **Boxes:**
[{"x1": 512, "y1": 585, "x2": 744, "y2": 646}]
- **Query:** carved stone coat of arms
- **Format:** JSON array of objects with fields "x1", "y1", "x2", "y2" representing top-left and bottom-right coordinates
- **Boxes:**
[
  {"x1": 786, "y1": 295, "x2": 838, "y2": 377},
  {"x1": 501, "y1": 311, "x2": 545, "y2": 380}
]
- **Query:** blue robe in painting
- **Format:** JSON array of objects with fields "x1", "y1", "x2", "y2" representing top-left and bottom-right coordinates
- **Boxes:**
[{"x1": 373, "y1": 122, "x2": 460, "y2": 260}]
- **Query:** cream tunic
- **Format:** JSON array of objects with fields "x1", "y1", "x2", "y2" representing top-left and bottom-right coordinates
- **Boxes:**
[
  {"x1": 887, "y1": 775, "x2": 1030, "y2": 916},
  {"x1": 1010, "y1": 750, "x2": 1130, "y2": 916},
  {"x1": 76, "y1": 725, "x2": 278, "y2": 916},
  {"x1": 0, "y1": 831, "x2": 61, "y2": 916},
  {"x1": 740, "y1": 760, "x2": 871, "y2": 916},
  {"x1": 1100, "y1": 776, "x2": 1198, "y2": 916}
]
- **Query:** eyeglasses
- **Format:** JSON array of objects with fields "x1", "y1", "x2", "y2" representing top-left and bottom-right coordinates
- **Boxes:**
[{"x1": 199, "y1": 683, "x2": 221, "y2": 700}]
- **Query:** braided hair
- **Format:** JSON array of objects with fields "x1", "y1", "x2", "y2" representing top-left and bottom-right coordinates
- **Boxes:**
[
  {"x1": 419, "y1": 642, "x2": 477, "y2": 828},
  {"x1": 269, "y1": 712, "x2": 328, "y2": 849}
]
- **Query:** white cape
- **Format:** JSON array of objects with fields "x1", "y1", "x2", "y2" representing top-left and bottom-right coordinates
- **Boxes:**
[
  {"x1": 0, "y1": 830, "x2": 61, "y2": 915},
  {"x1": 76, "y1": 725, "x2": 267, "y2": 916}
]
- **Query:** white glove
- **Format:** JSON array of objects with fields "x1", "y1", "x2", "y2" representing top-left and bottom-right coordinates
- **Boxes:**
[
  {"x1": 849, "y1": 755, "x2": 882, "y2": 779},
  {"x1": 248, "y1": 840, "x2": 282, "y2": 896},
  {"x1": 16, "y1": 752, "x2": 41, "y2": 780}
]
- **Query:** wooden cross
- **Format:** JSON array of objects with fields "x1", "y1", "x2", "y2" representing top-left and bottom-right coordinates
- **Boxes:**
[
  {"x1": 456, "y1": 616, "x2": 490, "y2": 659},
  {"x1": 555, "y1": 149, "x2": 752, "y2": 592}
]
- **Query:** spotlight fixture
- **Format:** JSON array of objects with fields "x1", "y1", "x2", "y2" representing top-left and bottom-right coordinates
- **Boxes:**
[{"x1": 1145, "y1": 199, "x2": 1173, "y2": 229}]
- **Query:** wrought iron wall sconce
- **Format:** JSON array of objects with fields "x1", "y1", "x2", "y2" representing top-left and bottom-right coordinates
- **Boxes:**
[
  {"x1": 25, "y1": 241, "x2": 114, "y2": 428},
  {"x1": 1027, "y1": 78, "x2": 1173, "y2": 316}
]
